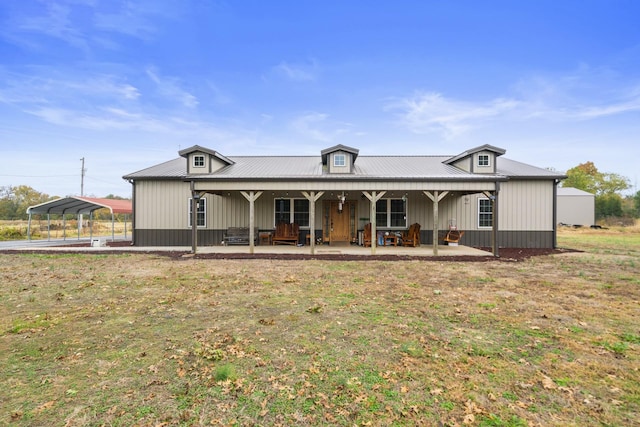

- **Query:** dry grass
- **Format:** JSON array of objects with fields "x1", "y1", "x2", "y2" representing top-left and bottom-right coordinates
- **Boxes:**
[{"x1": 1, "y1": 228, "x2": 638, "y2": 426}]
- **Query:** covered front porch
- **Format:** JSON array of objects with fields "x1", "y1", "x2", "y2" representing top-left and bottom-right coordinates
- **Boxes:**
[{"x1": 186, "y1": 183, "x2": 501, "y2": 257}]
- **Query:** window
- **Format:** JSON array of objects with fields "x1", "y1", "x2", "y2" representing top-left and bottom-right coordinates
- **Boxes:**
[
  {"x1": 478, "y1": 154, "x2": 490, "y2": 167},
  {"x1": 293, "y1": 199, "x2": 310, "y2": 226},
  {"x1": 193, "y1": 155, "x2": 205, "y2": 167},
  {"x1": 376, "y1": 198, "x2": 407, "y2": 228},
  {"x1": 274, "y1": 199, "x2": 290, "y2": 224},
  {"x1": 478, "y1": 198, "x2": 493, "y2": 228},
  {"x1": 188, "y1": 197, "x2": 206, "y2": 227},
  {"x1": 334, "y1": 154, "x2": 346, "y2": 167},
  {"x1": 274, "y1": 198, "x2": 310, "y2": 227}
]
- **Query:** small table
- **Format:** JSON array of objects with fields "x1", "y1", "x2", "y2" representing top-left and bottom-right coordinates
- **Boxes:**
[
  {"x1": 383, "y1": 234, "x2": 398, "y2": 246},
  {"x1": 259, "y1": 231, "x2": 272, "y2": 245}
]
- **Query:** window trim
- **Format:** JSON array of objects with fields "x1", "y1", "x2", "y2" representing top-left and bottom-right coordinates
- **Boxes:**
[
  {"x1": 193, "y1": 155, "x2": 205, "y2": 168},
  {"x1": 188, "y1": 197, "x2": 206, "y2": 228},
  {"x1": 375, "y1": 198, "x2": 407, "y2": 229},
  {"x1": 477, "y1": 154, "x2": 490, "y2": 167},
  {"x1": 333, "y1": 153, "x2": 346, "y2": 167},
  {"x1": 478, "y1": 197, "x2": 493, "y2": 229},
  {"x1": 274, "y1": 198, "x2": 310, "y2": 227}
]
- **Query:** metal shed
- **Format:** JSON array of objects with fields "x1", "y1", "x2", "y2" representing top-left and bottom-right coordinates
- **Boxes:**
[
  {"x1": 26, "y1": 197, "x2": 132, "y2": 243},
  {"x1": 557, "y1": 187, "x2": 595, "y2": 227}
]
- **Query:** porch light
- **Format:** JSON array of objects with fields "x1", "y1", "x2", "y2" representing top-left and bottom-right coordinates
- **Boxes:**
[{"x1": 337, "y1": 192, "x2": 346, "y2": 212}]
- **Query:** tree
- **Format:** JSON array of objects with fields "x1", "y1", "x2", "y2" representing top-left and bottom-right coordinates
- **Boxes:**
[
  {"x1": 595, "y1": 193, "x2": 623, "y2": 219},
  {"x1": 634, "y1": 191, "x2": 640, "y2": 217},
  {"x1": 563, "y1": 162, "x2": 630, "y2": 196},
  {"x1": 0, "y1": 186, "x2": 52, "y2": 220}
]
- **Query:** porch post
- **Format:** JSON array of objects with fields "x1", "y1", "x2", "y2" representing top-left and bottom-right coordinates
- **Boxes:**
[
  {"x1": 423, "y1": 191, "x2": 448, "y2": 256},
  {"x1": 241, "y1": 191, "x2": 263, "y2": 254},
  {"x1": 190, "y1": 180, "x2": 202, "y2": 254},
  {"x1": 362, "y1": 191, "x2": 386, "y2": 255},
  {"x1": 483, "y1": 186, "x2": 500, "y2": 257},
  {"x1": 302, "y1": 191, "x2": 324, "y2": 255}
]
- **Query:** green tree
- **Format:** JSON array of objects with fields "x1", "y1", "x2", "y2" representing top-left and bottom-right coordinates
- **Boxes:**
[
  {"x1": 634, "y1": 191, "x2": 640, "y2": 217},
  {"x1": 562, "y1": 162, "x2": 630, "y2": 196},
  {"x1": 596, "y1": 193, "x2": 623, "y2": 219},
  {"x1": 0, "y1": 186, "x2": 52, "y2": 220}
]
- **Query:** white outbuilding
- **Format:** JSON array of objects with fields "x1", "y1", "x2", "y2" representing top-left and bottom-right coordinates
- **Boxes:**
[{"x1": 557, "y1": 187, "x2": 595, "y2": 227}]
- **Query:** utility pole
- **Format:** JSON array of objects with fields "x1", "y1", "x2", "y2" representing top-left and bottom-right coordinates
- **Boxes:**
[
  {"x1": 79, "y1": 157, "x2": 86, "y2": 234},
  {"x1": 80, "y1": 157, "x2": 86, "y2": 196}
]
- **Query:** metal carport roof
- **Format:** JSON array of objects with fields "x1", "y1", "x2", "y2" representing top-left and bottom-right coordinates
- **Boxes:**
[
  {"x1": 26, "y1": 197, "x2": 132, "y2": 243},
  {"x1": 26, "y1": 197, "x2": 132, "y2": 215}
]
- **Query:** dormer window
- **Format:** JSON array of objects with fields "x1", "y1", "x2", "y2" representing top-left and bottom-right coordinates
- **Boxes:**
[
  {"x1": 478, "y1": 154, "x2": 490, "y2": 167},
  {"x1": 193, "y1": 155, "x2": 205, "y2": 168},
  {"x1": 334, "y1": 154, "x2": 346, "y2": 167}
]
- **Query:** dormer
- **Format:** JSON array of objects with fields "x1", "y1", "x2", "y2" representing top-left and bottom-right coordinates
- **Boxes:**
[
  {"x1": 443, "y1": 144, "x2": 505, "y2": 174},
  {"x1": 178, "y1": 145, "x2": 234, "y2": 175},
  {"x1": 321, "y1": 144, "x2": 359, "y2": 174}
]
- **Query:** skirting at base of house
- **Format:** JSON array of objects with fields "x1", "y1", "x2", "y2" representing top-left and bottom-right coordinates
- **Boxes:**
[{"x1": 132, "y1": 229, "x2": 556, "y2": 249}]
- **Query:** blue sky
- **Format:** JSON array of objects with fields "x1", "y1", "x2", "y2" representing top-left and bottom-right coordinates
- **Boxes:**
[{"x1": 1, "y1": 0, "x2": 639, "y2": 198}]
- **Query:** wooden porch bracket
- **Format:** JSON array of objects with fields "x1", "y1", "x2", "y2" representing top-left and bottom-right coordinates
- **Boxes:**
[
  {"x1": 241, "y1": 191, "x2": 263, "y2": 254},
  {"x1": 302, "y1": 191, "x2": 325, "y2": 255},
  {"x1": 423, "y1": 190, "x2": 448, "y2": 256},
  {"x1": 362, "y1": 191, "x2": 386, "y2": 254}
]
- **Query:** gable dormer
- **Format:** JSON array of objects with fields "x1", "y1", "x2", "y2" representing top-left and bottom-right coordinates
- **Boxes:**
[
  {"x1": 321, "y1": 144, "x2": 359, "y2": 174},
  {"x1": 178, "y1": 145, "x2": 234, "y2": 175},
  {"x1": 443, "y1": 144, "x2": 505, "y2": 174}
]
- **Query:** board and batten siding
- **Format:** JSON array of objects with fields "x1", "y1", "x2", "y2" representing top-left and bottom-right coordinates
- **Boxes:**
[
  {"x1": 498, "y1": 180, "x2": 554, "y2": 231},
  {"x1": 135, "y1": 181, "x2": 191, "y2": 229}
]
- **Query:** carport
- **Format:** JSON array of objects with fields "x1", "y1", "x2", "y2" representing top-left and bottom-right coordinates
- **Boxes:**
[{"x1": 26, "y1": 197, "x2": 132, "y2": 243}]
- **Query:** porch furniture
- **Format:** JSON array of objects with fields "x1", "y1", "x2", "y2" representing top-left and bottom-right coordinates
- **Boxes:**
[
  {"x1": 402, "y1": 223, "x2": 421, "y2": 247},
  {"x1": 383, "y1": 234, "x2": 398, "y2": 246},
  {"x1": 272, "y1": 222, "x2": 300, "y2": 245},
  {"x1": 259, "y1": 231, "x2": 272, "y2": 245},
  {"x1": 363, "y1": 223, "x2": 372, "y2": 247},
  {"x1": 223, "y1": 227, "x2": 258, "y2": 245},
  {"x1": 444, "y1": 229, "x2": 464, "y2": 245}
]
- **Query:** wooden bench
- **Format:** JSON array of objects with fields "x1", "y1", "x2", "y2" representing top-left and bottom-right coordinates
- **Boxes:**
[
  {"x1": 223, "y1": 227, "x2": 257, "y2": 245},
  {"x1": 272, "y1": 223, "x2": 300, "y2": 245}
]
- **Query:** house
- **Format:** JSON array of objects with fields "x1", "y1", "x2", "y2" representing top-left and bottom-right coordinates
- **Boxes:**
[
  {"x1": 557, "y1": 187, "x2": 595, "y2": 227},
  {"x1": 122, "y1": 144, "x2": 566, "y2": 255}
]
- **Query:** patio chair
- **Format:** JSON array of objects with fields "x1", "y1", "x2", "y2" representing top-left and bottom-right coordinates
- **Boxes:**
[
  {"x1": 401, "y1": 223, "x2": 421, "y2": 247},
  {"x1": 363, "y1": 223, "x2": 372, "y2": 247}
]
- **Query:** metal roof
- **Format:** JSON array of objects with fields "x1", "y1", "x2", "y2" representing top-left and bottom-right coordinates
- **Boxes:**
[
  {"x1": 27, "y1": 197, "x2": 132, "y2": 215},
  {"x1": 123, "y1": 154, "x2": 565, "y2": 181},
  {"x1": 557, "y1": 187, "x2": 594, "y2": 196}
]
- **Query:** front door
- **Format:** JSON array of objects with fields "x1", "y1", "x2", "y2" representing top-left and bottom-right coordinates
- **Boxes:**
[{"x1": 329, "y1": 201, "x2": 351, "y2": 245}]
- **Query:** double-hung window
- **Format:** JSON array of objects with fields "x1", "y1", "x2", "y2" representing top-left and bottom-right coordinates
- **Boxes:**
[
  {"x1": 375, "y1": 198, "x2": 407, "y2": 228},
  {"x1": 275, "y1": 198, "x2": 309, "y2": 227},
  {"x1": 478, "y1": 198, "x2": 493, "y2": 228},
  {"x1": 334, "y1": 154, "x2": 346, "y2": 167},
  {"x1": 188, "y1": 197, "x2": 206, "y2": 227}
]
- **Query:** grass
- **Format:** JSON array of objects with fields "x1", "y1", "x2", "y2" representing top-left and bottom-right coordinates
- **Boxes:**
[{"x1": 0, "y1": 227, "x2": 639, "y2": 425}]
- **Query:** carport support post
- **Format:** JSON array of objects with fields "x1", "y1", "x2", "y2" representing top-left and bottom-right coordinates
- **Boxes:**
[
  {"x1": 302, "y1": 191, "x2": 324, "y2": 255},
  {"x1": 423, "y1": 191, "x2": 448, "y2": 256},
  {"x1": 241, "y1": 191, "x2": 263, "y2": 255}
]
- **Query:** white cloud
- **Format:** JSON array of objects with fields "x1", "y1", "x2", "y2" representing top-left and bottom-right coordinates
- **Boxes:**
[
  {"x1": 146, "y1": 67, "x2": 198, "y2": 108},
  {"x1": 386, "y1": 92, "x2": 519, "y2": 137},
  {"x1": 273, "y1": 59, "x2": 319, "y2": 82},
  {"x1": 290, "y1": 112, "x2": 352, "y2": 142}
]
